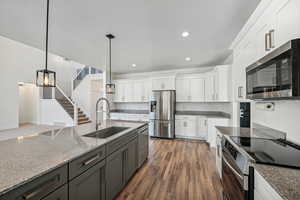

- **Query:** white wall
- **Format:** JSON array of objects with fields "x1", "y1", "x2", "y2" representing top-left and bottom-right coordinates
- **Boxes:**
[
  {"x1": 18, "y1": 83, "x2": 39, "y2": 124},
  {"x1": 0, "y1": 35, "x2": 84, "y2": 130},
  {"x1": 72, "y1": 74, "x2": 103, "y2": 121},
  {"x1": 252, "y1": 101, "x2": 300, "y2": 144},
  {"x1": 39, "y1": 99, "x2": 74, "y2": 126}
]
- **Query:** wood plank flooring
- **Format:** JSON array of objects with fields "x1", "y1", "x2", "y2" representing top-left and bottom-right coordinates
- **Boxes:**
[{"x1": 117, "y1": 138, "x2": 223, "y2": 200}]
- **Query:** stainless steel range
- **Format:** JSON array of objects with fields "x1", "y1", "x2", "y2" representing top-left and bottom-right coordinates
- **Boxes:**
[{"x1": 222, "y1": 137, "x2": 254, "y2": 200}]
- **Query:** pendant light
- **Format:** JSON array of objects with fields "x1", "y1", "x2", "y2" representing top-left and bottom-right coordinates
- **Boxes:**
[
  {"x1": 36, "y1": 0, "x2": 56, "y2": 87},
  {"x1": 105, "y1": 34, "x2": 116, "y2": 94}
]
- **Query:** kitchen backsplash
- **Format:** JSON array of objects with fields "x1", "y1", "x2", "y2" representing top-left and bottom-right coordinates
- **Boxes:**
[
  {"x1": 252, "y1": 100, "x2": 300, "y2": 144},
  {"x1": 114, "y1": 102, "x2": 232, "y2": 114}
]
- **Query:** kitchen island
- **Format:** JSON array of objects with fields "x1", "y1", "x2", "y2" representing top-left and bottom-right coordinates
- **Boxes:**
[{"x1": 0, "y1": 120, "x2": 148, "y2": 200}]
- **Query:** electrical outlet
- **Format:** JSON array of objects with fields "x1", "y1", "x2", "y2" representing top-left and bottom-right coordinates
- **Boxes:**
[{"x1": 264, "y1": 103, "x2": 275, "y2": 111}]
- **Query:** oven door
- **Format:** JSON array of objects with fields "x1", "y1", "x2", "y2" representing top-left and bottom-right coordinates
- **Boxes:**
[{"x1": 222, "y1": 153, "x2": 248, "y2": 200}]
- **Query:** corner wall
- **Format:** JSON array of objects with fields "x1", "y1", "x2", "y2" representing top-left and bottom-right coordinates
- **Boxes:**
[{"x1": 0, "y1": 35, "x2": 84, "y2": 130}]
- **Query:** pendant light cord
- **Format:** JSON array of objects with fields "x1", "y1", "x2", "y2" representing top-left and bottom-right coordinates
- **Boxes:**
[
  {"x1": 45, "y1": 0, "x2": 49, "y2": 71},
  {"x1": 109, "y1": 37, "x2": 112, "y2": 84}
]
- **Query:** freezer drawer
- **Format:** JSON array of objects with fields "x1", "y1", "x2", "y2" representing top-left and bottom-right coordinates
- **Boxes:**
[{"x1": 150, "y1": 120, "x2": 175, "y2": 139}]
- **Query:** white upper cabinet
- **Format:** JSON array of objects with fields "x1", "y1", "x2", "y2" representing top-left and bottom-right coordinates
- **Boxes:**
[
  {"x1": 176, "y1": 78, "x2": 190, "y2": 102},
  {"x1": 272, "y1": 0, "x2": 300, "y2": 47},
  {"x1": 205, "y1": 72, "x2": 216, "y2": 102},
  {"x1": 190, "y1": 78, "x2": 205, "y2": 102},
  {"x1": 176, "y1": 66, "x2": 230, "y2": 102},
  {"x1": 152, "y1": 77, "x2": 175, "y2": 90},
  {"x1": 176, "y1": 77, "x2": 205, "y2": 102},
  {"x1": 113, "y1": 79, "x2": 150, "y2": 103}
]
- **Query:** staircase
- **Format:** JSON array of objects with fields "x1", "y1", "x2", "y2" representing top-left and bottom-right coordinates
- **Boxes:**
[{"x1": 57, "y1": 99, "x2": 91, "y2": 125}]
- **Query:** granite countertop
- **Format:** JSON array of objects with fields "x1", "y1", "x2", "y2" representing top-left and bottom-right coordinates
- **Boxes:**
[
  {"x1": 176, "y1": 111, "x2": 231, "y2": 119},
  {"x1": 0, "y1": 120, "x2": 146, "y2": 196},
  {"x1": 216, "y1": 125, "x2": 300, "y2": 200},
  {"x1": 110, "y1": 109, "x2": 149, "y2": 114},
  {"x1": 254, "y1": 164, "x2": 300, "y2": 200},
  {"x1": 215, "y1": 124, "x2": 286, "y2": 139}
]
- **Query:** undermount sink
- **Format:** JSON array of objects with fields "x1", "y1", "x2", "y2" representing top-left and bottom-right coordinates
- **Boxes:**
[{"x1": 83, "y1": 126, "x2": 129, "y2": 139}]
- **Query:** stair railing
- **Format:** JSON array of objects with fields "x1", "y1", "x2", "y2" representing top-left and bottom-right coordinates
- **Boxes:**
[
  {"x1": 41, "y1": 85, "x2": 78, "y2": 126},
  {"x1": 73, "y1": 66, "x2": 102, "y2": 90}
]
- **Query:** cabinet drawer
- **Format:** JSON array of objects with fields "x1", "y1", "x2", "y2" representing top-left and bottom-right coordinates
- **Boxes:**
[
  {"x1": 69, "y1": 145, "x2": 106, "y2": 180},
  {"x1": 106, "y1": 130, "x2": 138, "y2": 155},
  {"x1": 42, "y1": 184, "x2": 68, "y2": 200},
  {"x1": 7, "y1": 165, "x2": 68, "y2": 200}
]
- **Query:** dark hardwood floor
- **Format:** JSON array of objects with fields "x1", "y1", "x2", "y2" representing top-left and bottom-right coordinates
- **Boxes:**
[{"x1": 117, "y1": 138, "x2": 223, "y2": 200}]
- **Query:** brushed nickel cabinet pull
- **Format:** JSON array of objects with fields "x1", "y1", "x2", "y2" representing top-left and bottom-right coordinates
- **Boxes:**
[
  {"x1": 265, "y1": 33, "x2": 271, "y2": 51},
  {"x1": 83, "y1": 154, "x2": 100, "y2": 166},
  {"x1": 238, "y1": 86, "x2": 243, "y2": 98},
  {"x1": 22, "y1": 175, "x2": 59, "y2": 200},
  {"x1": 269, "y1": 29, "x2": 275, "y2": 49}
]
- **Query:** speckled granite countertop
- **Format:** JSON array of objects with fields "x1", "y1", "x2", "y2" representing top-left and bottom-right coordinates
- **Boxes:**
[
  {"x1": 216, "y1": 125, "x2": 300, "y2": 200},
  {"x1": 254, "y1": 164, "x2": 300, "y2": 200},
  {"x1": 176, "y1": 111, "x2": 231, "y2": 119},
  {"x1": 111, "y1": 109, "x2": 149, "y2": 114},
  {"x1": 0, "y1": 120, "x2": 146, "y2": 196},
  {"x1": 215, "y1": 124, "x2": 286, "y2": 139}
]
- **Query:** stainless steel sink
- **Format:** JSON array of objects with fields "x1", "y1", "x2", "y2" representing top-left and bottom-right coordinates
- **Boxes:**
[{"x1": 83, "y1": 126, "x2": 129, "y2": 139}]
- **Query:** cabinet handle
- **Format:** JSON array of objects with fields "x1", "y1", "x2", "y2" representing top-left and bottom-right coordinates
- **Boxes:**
[
  {"x1": 269, "y1": 29, "x2": 275, "y2": 49},
  {"x1": 238, "y1": 86, "x2": 243, "y2": 98},
  {"x1": 83, "y1": 154, "x2": 100, "y2": 166},
  {"x1": 265, "y1": 33, "x2": 271, "y2": 51},
  {"x1": 183, "y1": 121, "x2": 187, "y2": 127},
  {"x1": 22, "y1": 175, "x2": 59, "y2": 200},
  {"x1": 204, "y1": 120, "x2": 207, "y2": 126}
]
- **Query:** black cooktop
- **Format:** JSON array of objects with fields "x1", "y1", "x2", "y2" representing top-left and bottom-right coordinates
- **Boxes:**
[{"x1": 230, "y1": 136, "x2": 300, "y2": 169}]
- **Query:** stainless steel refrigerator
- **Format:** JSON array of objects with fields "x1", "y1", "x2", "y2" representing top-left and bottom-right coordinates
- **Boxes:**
[{"x1": 149, "y1": 90, "x2": 175, "y2": 139}]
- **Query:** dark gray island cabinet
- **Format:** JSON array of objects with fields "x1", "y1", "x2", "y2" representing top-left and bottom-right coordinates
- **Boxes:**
[{"x1": 0, "y1": 124, "x2": 148, "y2": 200}]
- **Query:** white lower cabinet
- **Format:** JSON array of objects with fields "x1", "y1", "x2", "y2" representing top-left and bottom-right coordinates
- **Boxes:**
[
  {"x1": 254, "y1": 170, "x2": 283, "y2": 200},
  {"x1": 175, "y1": 115, "x2": 208, "y2": 140},
  {"x1": 215, "y1": 130, "x2": 223, "y2": 178},
  {"x1": 207, "y1": 118, "x2": 229, "y2": 148}
]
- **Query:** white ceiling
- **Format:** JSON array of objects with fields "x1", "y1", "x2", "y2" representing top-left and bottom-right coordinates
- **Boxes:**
[{"x1": 0, "y1": 0, "x2": 260, "y2": 73}]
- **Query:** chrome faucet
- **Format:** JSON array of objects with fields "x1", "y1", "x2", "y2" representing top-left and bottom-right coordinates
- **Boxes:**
[{"x1": 96, "y1": 97, "x2": 111, "y2": 130}]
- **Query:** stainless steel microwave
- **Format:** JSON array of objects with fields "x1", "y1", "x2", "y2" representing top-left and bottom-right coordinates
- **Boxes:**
[{"x1": 246, "y1": 39, "x2": 300, "y2": 100}]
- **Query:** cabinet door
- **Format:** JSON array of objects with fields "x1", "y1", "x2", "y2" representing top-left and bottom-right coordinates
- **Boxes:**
[
  {"x1": 125, "y1": 137, "x2": 138, "y2": 182},
  {"x1": 205, "y1": 73, "x2": 216, "y2": 102},
  {"x1": 190, "y1": 78, "x2": 205, "y2": 102},
  {"x1": 176, "y1": 78, "x2": 190, "y2": 102},
  {"x1": 69, "y1": 160, "x2": 106, "y2": 200},
  {"x1": 114, "y1": 81, "x2": 125, "y2": 102},
  {"x1": 106, "y1": 147, "x2": 126, "y2": 200},
  {"x1": 124, "y1": 81, "x2": 134, "y2": 102},
  {"x1": 133, "y1": 80, "x2": 143, "y2": 102},
  {"x1": 42, "y1": 185, "x2": 68, "y2": 200},
  {"x1": 273, "y1": 0, "x2": 300, "y2": 47},
  {"x1": 196, "y1": 118, "x2": 208, "y2": 139}
]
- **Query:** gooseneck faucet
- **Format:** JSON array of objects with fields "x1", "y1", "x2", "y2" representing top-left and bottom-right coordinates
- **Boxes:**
[{"x1": 96, "y1": 97, "x2": 111, "y2": 130}]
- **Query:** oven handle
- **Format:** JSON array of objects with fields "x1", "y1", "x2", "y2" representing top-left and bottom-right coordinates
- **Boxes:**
[{"x1": 222, "y1": 156, "x2": 244, "y2": 180}]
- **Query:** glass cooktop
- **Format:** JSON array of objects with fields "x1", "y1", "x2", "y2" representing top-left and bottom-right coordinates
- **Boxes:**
[{"x1": 230, "y1": 136, "x2": 300, "y2": 169}]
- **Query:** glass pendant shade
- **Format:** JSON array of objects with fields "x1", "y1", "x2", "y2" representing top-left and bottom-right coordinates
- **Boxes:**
[
  {"x1": 106, "y1": 83, "x2": 115, "y2": 94},
  {"x1": 36, "y1": 69, "x2": 56, "y2": 87}
]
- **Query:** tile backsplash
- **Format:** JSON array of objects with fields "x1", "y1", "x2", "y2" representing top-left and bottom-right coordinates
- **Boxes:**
[{"x1": 114, "y1": 102, "x2": 232, "y2": 114}]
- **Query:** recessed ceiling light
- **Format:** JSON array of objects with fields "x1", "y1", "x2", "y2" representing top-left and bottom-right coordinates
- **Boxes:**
[
  {"x1": 185, "y1": 57, "x2": 191, "y2": 61},
  {"x1": 132, "y1": 64, "x2": 137, "y2": 67},
  {"x1": 182, "y1": 31, "x2": 190, "y2": 38}
]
